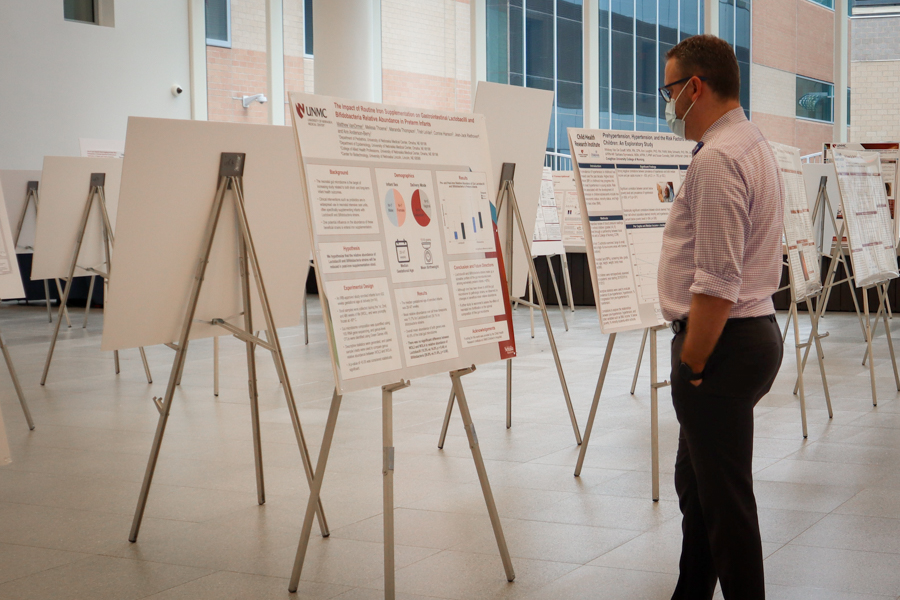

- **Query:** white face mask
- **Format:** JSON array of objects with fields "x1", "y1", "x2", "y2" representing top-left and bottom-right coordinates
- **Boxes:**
[{"x1": 665, "y1": 81, "x2": 696, "y2": 139}]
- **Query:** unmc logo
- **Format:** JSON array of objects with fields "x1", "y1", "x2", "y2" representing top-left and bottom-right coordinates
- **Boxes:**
[{"x1": 295, "y1": 103, "x2": 327, "y2": 119}]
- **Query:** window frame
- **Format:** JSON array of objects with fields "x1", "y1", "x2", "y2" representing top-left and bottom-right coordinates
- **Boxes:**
[
  {"x1": 64, "y1": 0, "x2": 98, "y2": 25},
  {"x1": 304, "y1": 0, "x2": 314, "y2": 57},
  {"x1": 795, "y1": 74, "x2": 836, "y2": 124},
  {"x1": 206, "y1": 0, "x2": 232, "y2": 49}
]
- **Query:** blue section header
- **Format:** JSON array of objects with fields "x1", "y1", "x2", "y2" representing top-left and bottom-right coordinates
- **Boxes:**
[
  {"x1": 577, "y1": 163, "x2": 615, "y2": 169},
  {"x1": 625, "y1": 222, "x2": 667, "y2": 229},
  {"x1": 588, "y1": 215, "x2": 624, "y2": 222}
]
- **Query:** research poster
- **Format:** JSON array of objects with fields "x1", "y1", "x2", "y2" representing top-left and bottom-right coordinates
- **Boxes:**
[
  {"x1": 568, "y1": 129, "x2": 694, "y2": 334},
  {"x1": 832, "y1": 150, "x2": 899, "y2": 288},
  {"x1": 532, "y1": 167, "x2": 566, "y2": 257},
  {"x1": 553, "y1": 170, "x2": 585, "y2": 251},
  {"x1": 290, "y1": 92, "x2": 517, "y2": 394},
  {"x1": 826, "y1": 142, "x2": 900, "y2": 248},
  {"x1": 771, "y1": 142, "x2": 822, "y2": 302}
]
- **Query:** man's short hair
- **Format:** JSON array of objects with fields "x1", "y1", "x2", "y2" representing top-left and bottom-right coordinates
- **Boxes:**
[{"x1": 666, "y1": 34, "x2": 740, "y2": 101}]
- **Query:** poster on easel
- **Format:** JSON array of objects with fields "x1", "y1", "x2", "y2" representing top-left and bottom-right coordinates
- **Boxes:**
[
  {"x1": 568, "y1": 129, "x2": 694, "y2": 334},
  {"x1": 290, "y1": 93, "x2": 517, "y2": 395},
  {"x1": 832, "y1": 150, "x2": 899, "y2": 288},
  {"x1": 532, "y1": 167, "x2": 566, "y2": 257},
  {"x1": 825, "y1": 142, "x2": 900, "y2": 248},
  {"x1": 771, "y1": 142, "x2": 822, "y2": 301},
  {"x1": 552, "y1": 170, "x2": 585, "y2": 252}
]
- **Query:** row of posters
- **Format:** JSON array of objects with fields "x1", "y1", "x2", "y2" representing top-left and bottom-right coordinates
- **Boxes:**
[
  {"x1": 568, "y1": 129, "x2": 694, "y2": 334},
  {"x1": 290, "y1": 93, "x2": 516, "y2": 394}
]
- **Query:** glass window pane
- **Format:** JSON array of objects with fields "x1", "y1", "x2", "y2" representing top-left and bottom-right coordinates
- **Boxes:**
[
  {"x1": 719, "y1": 0, "x2": 735, "y2": 46},
  {"x1": 557, "y1": 14, "x2": 583, "y2": 85},
  {"x1": 612, "y1": 0, "x2": 633, "y2": 34},
  {"x1": 509, "y1": 4, "x2": 524, "y2": 79},
  {"x1": 206, "y1": 0, "x2": 229, "y2": 43},
  {"x1": 735, "y1": 0, "x2": 750, "y2": 63},
  {"x1": 65, "y1": 0, "x2": 95, "y2": 23},
  {"x1": 600, "y1": 86, "x2": 611, "y2": 129},
  {"x1": 681, "y1": 0, "x2": 699, "y2": 39},
  {"x1": 739, "y1": 60, "x2": 750, "y2": 116},
  {"x1": 636, "y1": 93, "x2": 657, "y2": 131},
  {"x1": 612, "y1": 89, "x2": 635, "y2": 129},
  {"x1": 796, "y1": 76, "x2": 834, "y2": 123},
  {"x1": 558, "y1": 0, "x2": 583, "y2": 21},
  {"x1": 611, "y1": 30, "x2": 634, "y2": 92},
  {"x1": 525, "y1": 9, "x2": 554, "y2": 80},
  {"x1": 636, "y1": 37, "x2": 657, "y2": 96},
  {"x1": 636, "y1": 0, "x2": 656, "y2": 40},
  {"x1": 486, "y1": 0, "x2": 509, "y2": 83},
  {"x1": 558, "y1": 81, "x2": 583, "y2": 111},
  {"x1": 304, "y1": 0, "x2": 313, "y2": 55},
  {"x1": 660, "y1": 0, "x2": 678, "y2": 44}
]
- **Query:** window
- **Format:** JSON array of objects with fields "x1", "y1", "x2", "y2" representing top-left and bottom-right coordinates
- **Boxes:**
[
  {"x1": 796, "y1": 76, "x2": 834, "y2": 122},
  {"x1": 808, "y1": 0, "x2": 833, "y2": 8},
  {"x1": 720, "y1": 0, "x2": 751, "y2": 119},
  {"x1": 305, "y1": 0, "x2": 314, "y2": 56},
  {"x1": 64, "y1": 0, "x2": 95, "y2": 24},
  {"x1": 487, "y1": 0, "x2": 584, "y2": 155},
  {"x1": 601, "y1": 0, "x2": 705, "y2": 132},
  {"x1": 206, "y1": 0, "x2": 231, "y2": 48}
]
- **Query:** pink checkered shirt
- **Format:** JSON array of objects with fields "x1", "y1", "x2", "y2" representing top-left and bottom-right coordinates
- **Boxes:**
[{"x1": 659, "y1": 108, "x2": 784, "y2": 322}]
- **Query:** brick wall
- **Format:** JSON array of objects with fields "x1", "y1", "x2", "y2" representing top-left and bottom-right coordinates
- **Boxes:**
[
  {"x1": 851, "y1": 14, "x2": 900, "y2": 61},
  {"x1": 207, "y1": 46, "x2": 269, "y2": 123},
  {"x1": 381, "y1": 0, "x2": 471, "y2": 111},
  {"x1": 850, "y1": 59, "x2": 900, "y2": 142},
  {"x1": 750, "y1": 63, "x2": 796, "y2": 119}
]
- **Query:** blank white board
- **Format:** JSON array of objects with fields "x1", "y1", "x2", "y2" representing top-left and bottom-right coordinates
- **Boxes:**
[
  {"x1": 0, "y1": 170, "x2": 41, "y2": 253},
  {"x1": 474, "y1": 82, "x2": 554, "y2": 297},
  {"x1": 102, "y1": 117, "x2": 310, "y2": 351},
  {"x1": 803, "y1": 162, "x2": 841, "y2": 254},
  {"x1": 0, "y1": 185, "x2": 27, "y2": 300},
  {"x1": 32, "y1": 157, "x2": 122, "y2": 281}
]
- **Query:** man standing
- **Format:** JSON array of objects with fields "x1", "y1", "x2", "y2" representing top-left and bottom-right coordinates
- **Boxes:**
[{"x1": 658, "y1": 35, "x2": 784, "y2": 599}]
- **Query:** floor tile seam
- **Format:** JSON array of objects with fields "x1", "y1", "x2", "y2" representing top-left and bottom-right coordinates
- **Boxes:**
[
  {"x1": 127, "y1": 565, "x2": 220, "y2": 600},
  {"x1": 493, "y1": 511, "x2": 668, "y2": 534},
  {"x1": 787, "y1": 539, "x2": 900, "y2": 559},
  {"x1": 767, "y1": 510, "x2": 830, "y2": 548},
  {"x1": 444, "y1": 539, "x2": 598, "y2": 567}
]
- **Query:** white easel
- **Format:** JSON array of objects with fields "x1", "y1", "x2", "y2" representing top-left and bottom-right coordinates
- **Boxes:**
[
  {"x1": 129, "y1": 152, "x2": 328, "y2": 542},
  {"x1": 40, "y1": 173, "x2": 152, "y2": 385},
  {"x1": 522, "y1": 254, "x2": 570, "y2": 337},
  {"x1": 289, "y1": 366, "x2": 515, "y2": 598},
  {"x1": 439, "y1": 163, "x2": 582, "y2": 446},
  {"x1": 12, "y1": 181, "x2": 68, "y2": 325},
  {"x1": 799, "y1": 175, "x2": 900, "y2": 406},
  {"x1": 575, "y1": 324, "x2": 669, "y2": 501}
]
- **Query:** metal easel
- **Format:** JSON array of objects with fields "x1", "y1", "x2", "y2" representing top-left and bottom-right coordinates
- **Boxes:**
[
  {"x1": 12, "y1": 181, "x2": 68, "y2": 325},
  {"x1": 40, "y1": 173, "x2": 152, "y2": 385},
  {"x1": 289, "y1": 366, "x2": 515, "y2": 597},
  {"x1": 129, "y1": 152, "x2": 328, "y2": 542},
  {"x1": 798, "y1": 177, "x2": 899, "y2": 406},
  {"x1": 438, "y1": 163, "x2": 582, "y2": 447},
  {"x1": 523, "y1": 253, "x2": 570, "y2": 337},
  {"x1": 0, "y1": 324, "x2": 34, "y2": 430},
  {"x1": 574, "y1": 323, "x2": 669, "y2": 501}
]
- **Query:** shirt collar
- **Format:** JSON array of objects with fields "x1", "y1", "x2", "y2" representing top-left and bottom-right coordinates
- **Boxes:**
[{"x1": 699, "y1": 107, "x2": 747, "y2": 146}]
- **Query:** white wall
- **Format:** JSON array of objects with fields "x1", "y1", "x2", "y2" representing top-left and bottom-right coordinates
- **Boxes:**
[{"x1": 0, "y1": 1, "x2": 193, "y2": 169}]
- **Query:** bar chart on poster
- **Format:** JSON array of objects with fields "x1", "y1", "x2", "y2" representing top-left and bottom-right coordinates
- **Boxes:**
[{"x1": 568, "y1": 129, "x2": 694, "y2": 334}]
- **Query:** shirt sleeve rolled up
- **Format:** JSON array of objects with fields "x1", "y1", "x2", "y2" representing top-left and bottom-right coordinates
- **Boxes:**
[{"x1": 687, "y1": 149, "x2": 751, "y2": 303}]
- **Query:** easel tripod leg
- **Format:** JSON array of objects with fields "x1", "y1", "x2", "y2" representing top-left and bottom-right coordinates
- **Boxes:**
[
  {"x1": 791, "y1": 303, "x2": 809, "y2": 439},
  {"x1": 650, "y1": 328, "x2": 660, "y2": 502},
  {"x1": 506, "y1": 359, "x2": 512, "y2": 430},
  {"x1": 83, "y1": 275, "x2": 95, "y2": 328},
  {"x1": 864, "y1": 288, "x2": 878, "y2": 406},
  {"x1": 438, "y1": 387, "x2": 456, "y2": 449},
  {"x1": 631, "y1": 328, "x2": 648, "y2": 395},
  {"x1": 451, "y1": 368, "x2": 515, "y2": 582},
  {"x1": 213, "y1": 337, "x2": 220, "y2": 396},
  {"x1": 546, "y1": 255, "x2": 568, "y2": 331},
  {"x1": 877, "y1": 284, "x2": 900, "y2": 391},
  {"x1": 289, "y1": 389, "x2": 342, "y2": 592},
  {"x1": 383, "y1": 387, "x2": 395, "y2": 600},
  {"x1": 54, "y1": 279, "x2": 71, "y2": 328},
  {"x1": 575, "y1": 333, "x2": 616, "y2": 476},
  {"x1": 0, "y1": 329, "x2": 34, "y2": 430},
  {"x1": 805, "y1": 297, "x2": 833, "y2": 418},
  {"x1": 42, "y1": 280, "x2": 52, "y2": 323},
  {"x1": 139, "y1": 347, "x2": 152, "y2": 384}
]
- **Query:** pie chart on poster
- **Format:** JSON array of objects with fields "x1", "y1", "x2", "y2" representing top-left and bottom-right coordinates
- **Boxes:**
[
  {"x1": 411, "y1": 189, "x2": 432, "y2": 227},
  {"x1": 385, "y1": 189, "x2": 406, "y2": 227}
]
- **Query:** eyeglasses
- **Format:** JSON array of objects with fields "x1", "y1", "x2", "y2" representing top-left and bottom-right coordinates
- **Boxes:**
[{"x1": 658, "y1": 75, "x2": 708, "y2": 102}]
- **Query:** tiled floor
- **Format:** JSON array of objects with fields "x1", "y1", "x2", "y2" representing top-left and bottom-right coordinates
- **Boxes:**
[{"x1": 0, "y1": 298, "x2": 897, "y2": 599}]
